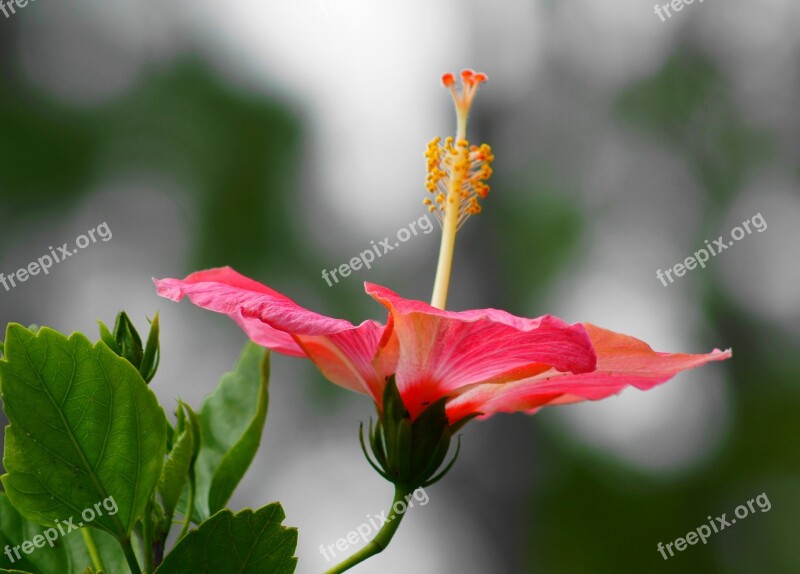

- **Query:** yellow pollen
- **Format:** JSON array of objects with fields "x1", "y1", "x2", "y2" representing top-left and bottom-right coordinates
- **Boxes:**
[{"x1": 424, "y1": 135, "x2": 494, "y2": 229}]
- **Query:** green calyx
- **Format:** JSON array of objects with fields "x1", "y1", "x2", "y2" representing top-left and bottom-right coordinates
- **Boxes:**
[{"x1": 359, "y1": 375, "x2": 464, "y2": 491}]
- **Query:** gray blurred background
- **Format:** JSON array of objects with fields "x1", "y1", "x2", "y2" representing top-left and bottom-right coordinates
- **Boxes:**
[{"x1": 1, "y1": 1, "x2": 799, "y2": 572}]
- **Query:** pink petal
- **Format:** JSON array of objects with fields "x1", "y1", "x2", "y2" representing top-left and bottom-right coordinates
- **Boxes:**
[
  {"x1": 155, "y1": 267, "x2": 389, "y2": 401},
  {"x1": 446, "y1": 323, "x2": 732, "y2": 423},
  {"x1": 366, "y1": 283, "x2": 597, "y2": 419}
]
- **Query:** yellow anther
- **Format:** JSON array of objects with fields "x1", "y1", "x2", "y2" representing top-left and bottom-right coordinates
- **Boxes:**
[{"x1": 423, "y1": 135, "x2": 493, "y2": 226}]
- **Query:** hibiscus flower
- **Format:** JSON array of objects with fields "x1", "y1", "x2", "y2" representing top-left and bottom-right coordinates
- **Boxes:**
[
  {"x1": 154, "y1": 267, "x2": 730, "y2": 426},
  {"x1": 154, "y1": 69, "x2": 731, "y2": 574}
]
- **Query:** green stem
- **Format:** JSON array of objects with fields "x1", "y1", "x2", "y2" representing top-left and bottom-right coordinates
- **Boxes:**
[
  {"x1": 324, "y1": 486, "x2": 411, "y2": 574},
  {"x1": 81, "y1": 528, "x2": 106, "y2": 573},
  {"x1": 142, "y1": 500, "x2": 154, "y2": 574},
  {"x1": 120, "y1": 537, "x2": 142, "y2": 574},
  {"x1": 177, "y1": 475, "x2": 196, "y2": 540}
]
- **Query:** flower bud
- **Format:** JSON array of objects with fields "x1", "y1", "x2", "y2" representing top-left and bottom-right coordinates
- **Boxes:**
[{"x1": 98, "y1": 311, "x2": 160, "y2": 383}]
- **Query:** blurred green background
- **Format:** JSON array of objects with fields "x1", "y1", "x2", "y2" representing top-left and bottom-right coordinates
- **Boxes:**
[{"x1": 0, "y1": 1, "x2": 798, "y2": 573}]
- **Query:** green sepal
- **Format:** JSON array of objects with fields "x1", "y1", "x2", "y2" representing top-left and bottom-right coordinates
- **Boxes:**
[
  {"x1": 359, "y1": 422, "x2": 391, "y2": 482},
  {"x1": 422, "y1": 435, "x2": 462, "y2": 488},
  {"x1": 360, "y1": 376, "x2": 465, "y2": 491},
  {"x1": 367, "y1": 418, "x2": 386, "y2": 468},
  {"x1": 97, "y1": 320, "x2": 119, "y2": 354},
  {"x1": 139, "y1": 313, "x2": 160, "y2": 383},
  {"x1": 409, "y1": 396, "x2": 450, "y2": 481}
]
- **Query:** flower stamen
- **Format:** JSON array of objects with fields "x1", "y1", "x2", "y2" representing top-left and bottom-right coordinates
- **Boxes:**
[{"x1": 427, "y1": 70, "x2": 493, "y2": 309}]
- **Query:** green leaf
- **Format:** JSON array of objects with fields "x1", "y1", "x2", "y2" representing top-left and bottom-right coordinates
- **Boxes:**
[
  {"x1": 193, "y1": 344, "x2": 270, "y2": 520},
  {"x1": 0, "y1": 326, "x2": 39, "y2": 360},
  {"x1": 0, "y1": 324, "x2": 167, "y2": 541},
  {"x1": 154, "y1": 504, "x2": 296, "y2": 574},
  {"x1": 0, "y1": 569, "x2": 35, "y2": 573},
  {"x1": 0, "y1": 494, "x2": 128, "y2": 574},
  {"x1": 61, "y1": 529, "x2": 130, "y2": 574},
  {"x1": 158, "y1": 403, "x2": 196, "y2": 527},
  {"x1": 0, "y1": 493, "x2": 68, "y2": 574}
]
